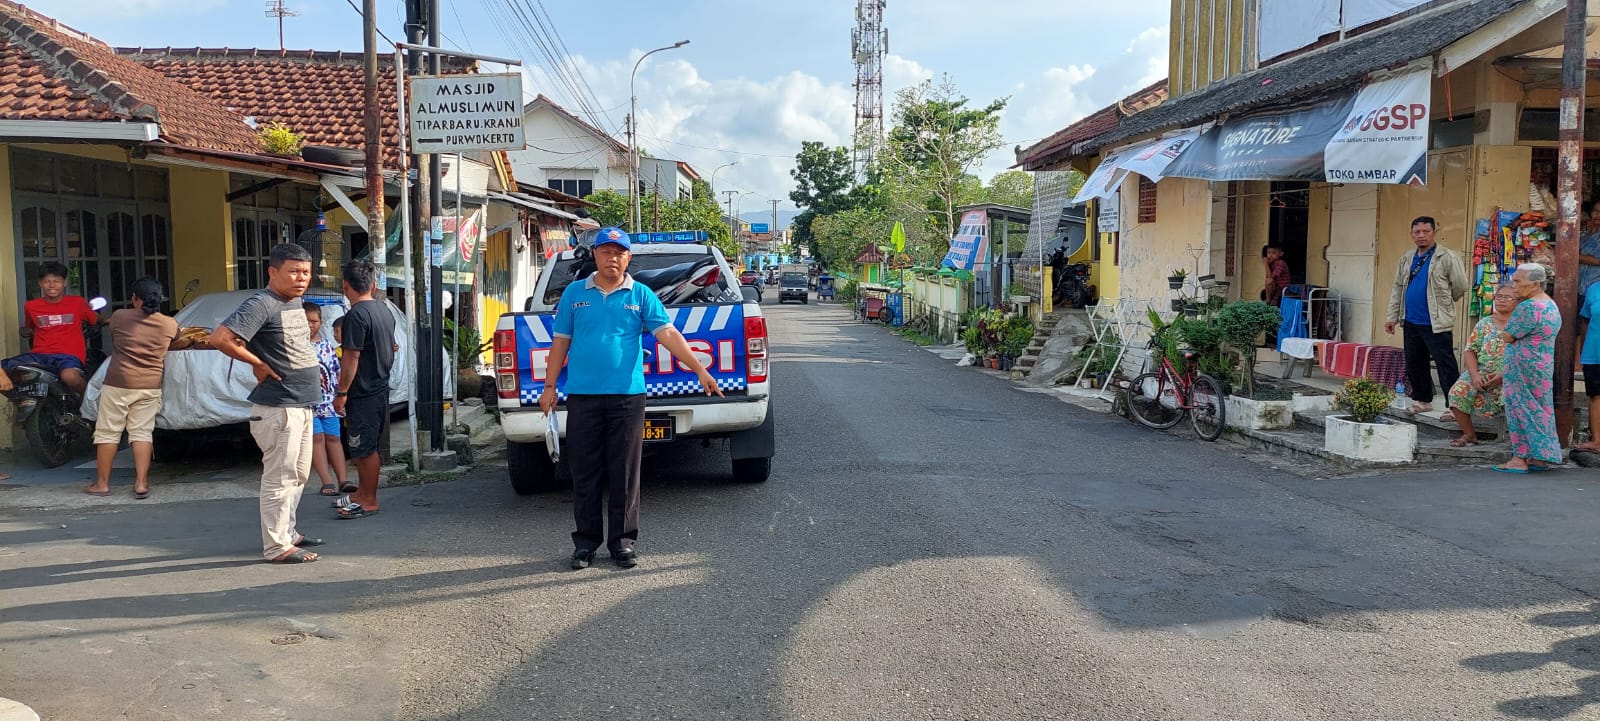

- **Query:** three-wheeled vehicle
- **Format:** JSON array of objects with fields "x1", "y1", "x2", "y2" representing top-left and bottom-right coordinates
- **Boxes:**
[
  {"x1": 855, "y1": 283, "x2": 894, "y2": 323},
  {"x1": 816, "y1": 274, "x2": 835, "y2": 302}
]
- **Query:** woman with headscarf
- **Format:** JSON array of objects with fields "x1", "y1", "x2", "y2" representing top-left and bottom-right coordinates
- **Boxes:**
[
  {"x1": 84, "y1": 277, "x2": 184, "y2": 499},
  {"x1": 1447, "y1": 286, "x2": 1517, "y2": 447},
  {"x1": 1496, "y1": 263, "x2": 1563, "y2": 473}
]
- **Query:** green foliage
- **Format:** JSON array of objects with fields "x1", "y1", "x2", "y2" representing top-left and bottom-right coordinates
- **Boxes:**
[
  {"x1": 257, "y1": 123, "x2": 304, "y2": 155},
  {"x1": 1074, "y1": 327, "x2": 1122, "y2": 377},
  {"x1": 1169, "y1": 268, "x2": 1188, "y2": 279},
  {"x1": 985, "y1": 170, "x2": 1035, "y2": 209},
  {"x1": 1000, "y1": 318, "x2": 1034, "y2": 357},
  {"x1": 883, "y1": 76, "x2": 1008, "y2": 244},
  {"x1": 1216, "y1": 300, "x2": 1281, "y2": 350},
  {"x1": 581, "y1": 188, "x2": 734, "y2": 258},
  {"x1": 789, "y1": 142, "x2": 857, "y2": 250},
  {"x1": 583, "y1": 189, "x2": 629, "y2": 227},
  {"x1": 960, "y1": 324, "x2": 984, "y2": 357},
  {"x1": 1333, "y1": 378, "x2": 1395, "y2": 424},
  {"x1": 442, "y1": 318, "x2": 491, "y2": 370},
  {"x1": 836, "y1": 280, "x2": 859, "y2": 305}
]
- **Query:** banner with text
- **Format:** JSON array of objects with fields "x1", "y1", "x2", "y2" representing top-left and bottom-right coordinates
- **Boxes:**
[
  {"x1": 941, "y1": 210, "x2": 989, "y2": 271},
  {"x1": 1322, "y1": 58, "x2": 1431, "y2": 185}
]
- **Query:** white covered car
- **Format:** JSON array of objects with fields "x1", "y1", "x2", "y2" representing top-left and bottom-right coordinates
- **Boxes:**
[{"x1": 82, "y1": 289, "x2": 422, "y2": 430}]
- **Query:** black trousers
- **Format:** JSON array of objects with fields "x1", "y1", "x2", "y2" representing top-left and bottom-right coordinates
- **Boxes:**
[
  {"x1": 564, "y1": 393, "x2": 645, "y2": 553},
  {"x1": 1402, "y1": 322, "x2": 1459, "y2": 403}
]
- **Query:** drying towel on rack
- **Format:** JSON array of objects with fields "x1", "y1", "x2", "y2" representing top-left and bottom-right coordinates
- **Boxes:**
[
  {"x1": 1321, "y1": 342, "x2": 1373, "y2": 379},
  {"x1": 1279, "y1": 337, "x2": 1329, "y2": 360},
  {"x1": 1277, "y1": 297, "x2": 1309, "y2": 351},
  {"x1": 1366, "y1": 346, "x2": 1410, "y2": 396}
]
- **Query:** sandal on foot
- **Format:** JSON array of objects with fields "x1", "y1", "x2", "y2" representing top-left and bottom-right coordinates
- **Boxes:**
[
  {"x1": 339, "y1": 483, "x2": 358, "y2": 493},
  {"x1": 83, "y1": 486, "x2": 111, "y2": 497},
  {"x1": 1408, "y1": 403, "x2": 1433, "y2": 414},
  {"x1": 318, "y1": 483, "x2": 340, "y2": 496},
  {"x1": 336, "y1": 503, "x2": 377, "y2": 520},
  {"x1": 133, "y1": 488, "x2": 150, "y2": 500},
  {"x1": 292, "y1": 535, "x2": 327, "y2": 547},
  {"x1": 265, "y1": 548, "x2": 319, "y2": 563},
  {"x1": 1528, "y1": 464, "x2": 1556, "y2": 473},
  {"x1": 1449, "y1": 437, "x2": 1480, "y2": 448},
  {"x1": 1492, "y1": 464, "x2": 1531, "y2": 474}
]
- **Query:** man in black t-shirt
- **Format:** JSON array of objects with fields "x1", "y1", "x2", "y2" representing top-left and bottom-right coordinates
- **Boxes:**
[
  {"x1": 213, "y1": 243, "x2": 324, "y2": 564},
  {"x1": 332, "y1": 260, "x2": 396, "y2": 520}
]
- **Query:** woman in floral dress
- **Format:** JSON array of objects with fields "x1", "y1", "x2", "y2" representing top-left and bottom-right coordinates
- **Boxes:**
[
  {"x1": 1497, "y1": 263, "x2": 1562, "y2": 472},
  {"x1": 1447, "y1": 287, "x2": 1516, "y2": 447}
]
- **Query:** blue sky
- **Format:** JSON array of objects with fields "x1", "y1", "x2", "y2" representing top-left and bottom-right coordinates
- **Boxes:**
[{"x1": 47, "y1": 0, "x2": 1170, "y2": 209}]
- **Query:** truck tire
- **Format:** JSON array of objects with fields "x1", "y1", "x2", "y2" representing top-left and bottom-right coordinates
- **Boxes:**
[
  {"x1": 507, "y1": 439, "x2": 559, "y2": 495},
  {"x1": 731, "y1": 456, "x2": 771, "y2": 483}
]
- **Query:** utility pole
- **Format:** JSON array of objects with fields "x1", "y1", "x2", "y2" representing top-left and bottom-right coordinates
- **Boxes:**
[
  {"x1": 425, "y1": 0, "x2": 446, "y2": 453},
  {"x1": 723, "y1": 190, "x2": 737, "y2": 248},
  {"x1": 652, "y1": 164, "x2": 661, "y2": 232},
  {"x1": 404, "y1": 0, "x2": 434, "y2": 458},
  {"x1": 770, "y1": 199, "x2": 779, "y2": 255},
  {"x1": 362, "y1": 0, "x2": 390, "y2": 463},
  {"x1": 1555, "y1": 0, "x2": 1586, "y2": 444}
]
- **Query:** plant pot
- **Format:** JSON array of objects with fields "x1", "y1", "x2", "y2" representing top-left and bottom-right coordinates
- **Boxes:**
[
  {"x1": 455, "y1": 368, "x2": 484, "y2": 400},
  {"x1": 1168, "y1": 277, "x2": 1184, "y2": 289},
  {"x1": 986, "y1": 357, "x2": 998, "y2": 369},
  {"x1": 1170, "y1": 299, "x2": 1184, "y2": 312},
  {"x1": 1324, "y1": 414, "x2": 1416, "y2": 462},
  {"x1": 1224, "y1": 395, "x2": 1294, "y2": 431}
]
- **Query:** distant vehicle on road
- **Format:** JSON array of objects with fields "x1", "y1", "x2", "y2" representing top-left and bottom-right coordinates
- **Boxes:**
[
  {"x1": 738, "y1": 270, "x2": 760, "y2": 286},
  {"x1": 777, "y1": 271, "x2": 809, "y2": 304}
]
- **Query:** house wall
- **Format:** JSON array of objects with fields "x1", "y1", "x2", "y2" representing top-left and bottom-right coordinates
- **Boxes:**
[
  {"x1": 1118, "y1": 176, "x2": 1211, "y2": 306},
  {"x1": 170, "y1": 167, "x2": 233, "y2": 296},
  {"x1": 1168, "y1": 0, "x2": 1254, "y2": 97},
  {"x1": 507, "y1": 108, "x2": 627, "y2": 193}
]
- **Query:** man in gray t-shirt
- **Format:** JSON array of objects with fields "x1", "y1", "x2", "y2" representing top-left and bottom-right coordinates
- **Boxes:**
[{"x1": 212, "y1": 243, "x2": 325, "y2": 564}]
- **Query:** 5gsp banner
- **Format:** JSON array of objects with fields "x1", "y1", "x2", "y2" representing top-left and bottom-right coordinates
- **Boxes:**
[{"x1": 1163, "y1": 58, "x2": 1431, "y2": 185}]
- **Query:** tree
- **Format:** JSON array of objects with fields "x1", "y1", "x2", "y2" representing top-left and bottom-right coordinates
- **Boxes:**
[
  {"x1": 882, "y1": 76, "x2": 1007, "y2": 253},
  {"x1": 986, "y1": 170, "x2": 1034, "y2": 209},
  {"x1": 583, "y1": 189, "x2": 629, "y2": 227},
  {"x1": 788, "y1": 142, "x2": 857, "y2": 253},
  {"x1": 812, "y1": 206, "x2": 889, "y2": 273}
]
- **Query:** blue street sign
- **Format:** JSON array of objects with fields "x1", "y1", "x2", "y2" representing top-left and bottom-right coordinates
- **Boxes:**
[{"x1": 751, "y1": 223, "x2": 770, "y2": 233}]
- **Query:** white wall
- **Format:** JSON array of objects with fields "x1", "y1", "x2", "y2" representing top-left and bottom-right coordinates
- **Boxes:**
[{"x1": 506, "y1": 106, "x2": 628, "y2": 193}]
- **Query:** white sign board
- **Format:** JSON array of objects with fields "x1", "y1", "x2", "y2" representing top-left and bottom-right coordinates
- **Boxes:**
[
  {"x1": 1096, "y1": 187, "x2": 1120, "y2": 234},
  {"x1": 408, "y1": 73, "x2": 525, "y2": 153},
  {"x1": 1323, "y1": 58, "x2": 1432, "y2": 185}
]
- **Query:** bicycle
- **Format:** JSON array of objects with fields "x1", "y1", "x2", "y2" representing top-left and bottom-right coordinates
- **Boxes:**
[{"x1": 1120, "y1": 329, "x2": 1227, "y2": 441}]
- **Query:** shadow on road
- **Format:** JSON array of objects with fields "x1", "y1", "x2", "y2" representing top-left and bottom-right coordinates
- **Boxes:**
[{"x1": 1462, "y1": 604, "x2": 1600, "y2": 719}]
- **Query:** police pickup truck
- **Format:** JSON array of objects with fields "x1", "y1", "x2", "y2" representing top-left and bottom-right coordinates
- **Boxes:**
[{"x1": 493, "y1": 230, "x2": 774, "y2": 494}]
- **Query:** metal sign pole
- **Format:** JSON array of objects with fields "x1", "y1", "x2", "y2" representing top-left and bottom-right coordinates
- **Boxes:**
[
  {"x1": 452, "y1": 156, "x2": 462, "y2": 428},
  {"x1": 394, "y1": 47, "x2": 421, "y2": 470}
]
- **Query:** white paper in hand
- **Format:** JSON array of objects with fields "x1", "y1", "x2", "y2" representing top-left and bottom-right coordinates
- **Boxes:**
[{"x1": 544, "y1": 411, "x2": 561, "y2": 462}]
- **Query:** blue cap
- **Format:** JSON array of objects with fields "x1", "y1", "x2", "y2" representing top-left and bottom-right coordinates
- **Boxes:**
[{"x1": 593, "y1": 226, "x2": 631, "y2": 251}]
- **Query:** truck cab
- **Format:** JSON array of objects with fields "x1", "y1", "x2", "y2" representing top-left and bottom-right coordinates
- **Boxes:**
[{"x1": 493, "y1": 231, "x2": 775, "y2": 493}]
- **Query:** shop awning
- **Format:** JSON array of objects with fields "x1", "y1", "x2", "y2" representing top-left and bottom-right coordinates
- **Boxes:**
[
  {"x1": 1072, "y1": 127, "x2": 1203, "y2": 203},
  {"x1": 1163, "y1": 58, "x2": 1431, "y2": 185},
  {"x1": 487, "y1": 191, "x2": 581, "y2": 221}
]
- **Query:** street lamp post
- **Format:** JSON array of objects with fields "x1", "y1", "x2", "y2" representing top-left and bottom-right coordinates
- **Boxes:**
[
  {"x1": 630, "y1": 40, "x2": 689, "y2": 232},
  {"x1": 707, "y1": 161, "x2": 737, "y2": 198},
  {"x1": 733, "y1": 190, "x2": 756, "y2": 263}
]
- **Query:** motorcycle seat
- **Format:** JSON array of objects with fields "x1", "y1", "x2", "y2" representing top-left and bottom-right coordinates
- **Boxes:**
[{"x1": 632, "y1": 259, "x2": 713, "y2": 288}]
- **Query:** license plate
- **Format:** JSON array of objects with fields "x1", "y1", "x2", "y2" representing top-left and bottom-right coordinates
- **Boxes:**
[{"x1": 643, "y1": 415, "x2": 674, "y2": 443}]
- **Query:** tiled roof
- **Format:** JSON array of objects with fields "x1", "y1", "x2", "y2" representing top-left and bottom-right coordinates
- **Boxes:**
[
  {"x1": 1015, "y1": 79, "x2": 1167, "y2": 171},
  {"x1": 0, "y1": 1, "x2": 258, "y2": 152},
  {"x1": 1077, "y1": 0, "x2": 1528, "y2": 156}
]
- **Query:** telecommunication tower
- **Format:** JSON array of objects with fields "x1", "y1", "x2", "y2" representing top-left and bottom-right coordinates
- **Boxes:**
[
  {"x1": 265, "y1": 0, "x2": 297, "y2": 51},
  {"x1": 851, "y1": 0, "x2": 886, "y2": 181}
]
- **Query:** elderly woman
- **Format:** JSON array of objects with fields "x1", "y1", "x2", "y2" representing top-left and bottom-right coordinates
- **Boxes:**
[
  {"x1": 1447, "y1": 286, "x2": 1517, "y2": 447},
  {"x1": 1496, "y1": 263, "x2": 1563, "y2": 472}
]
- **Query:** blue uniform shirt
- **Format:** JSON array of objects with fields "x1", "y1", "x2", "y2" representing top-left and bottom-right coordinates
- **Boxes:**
[
  {"x1": 1404, "y1": 247, "x2": 1434, "y2": 326},
  {"x1": 551, "y1": 274, "x2": 673, "y2": 395},
  {"x1": 1581, "y1": 231, "x2": 1600, "y2": 294},
  {"x1": 1581, "y1": 291, "x2": 1600, "y2": 366}
]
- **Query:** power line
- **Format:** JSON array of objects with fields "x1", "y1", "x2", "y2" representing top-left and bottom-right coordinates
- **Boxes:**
[{"x1": 341, "y1": 0, "x2": 395, "y2": 45}]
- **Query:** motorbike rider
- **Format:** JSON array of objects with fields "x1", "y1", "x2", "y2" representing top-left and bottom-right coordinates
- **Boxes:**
[{"x1": 0, "y1": 262, "x2": 104, "y2": 397}]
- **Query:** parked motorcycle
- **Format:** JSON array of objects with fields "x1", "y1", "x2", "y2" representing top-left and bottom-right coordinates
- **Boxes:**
[
  {"x1": 571, "y1": 245, "x2": 737, "y2": 304},
  {"x1": 4, "y1": 297, "x2": 109, "y2": 467},
  {"x1": 1053, "y1": 261, "x2": 1095, "y2": 308}
]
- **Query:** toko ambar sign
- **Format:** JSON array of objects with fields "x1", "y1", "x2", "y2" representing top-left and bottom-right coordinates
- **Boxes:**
[{"x1": 408, "y1": 73, "x2": 526, "y2": 153}]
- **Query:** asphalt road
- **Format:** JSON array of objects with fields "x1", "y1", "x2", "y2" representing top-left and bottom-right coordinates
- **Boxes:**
[{"x1": 4, "y1": 296, "x2": 1600, "y2": 720}]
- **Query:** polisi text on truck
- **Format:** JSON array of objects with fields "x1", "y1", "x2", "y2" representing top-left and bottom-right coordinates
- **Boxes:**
[{"x1": 1344, "y1": 103, "x2": 1428, "y2": 133}]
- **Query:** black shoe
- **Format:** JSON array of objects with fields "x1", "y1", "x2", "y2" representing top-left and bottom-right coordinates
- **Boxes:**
[
  {"x1": 570, "y1": 549, "x2": 595, "y2": 569},
  {"x1": 612, "y1": 548, "x2": 637, "y2": 568}
]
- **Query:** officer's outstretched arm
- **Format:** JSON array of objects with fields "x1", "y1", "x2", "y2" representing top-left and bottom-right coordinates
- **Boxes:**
[{"x1": 652, "y1": 326, "x2": 723, "y2": 397}]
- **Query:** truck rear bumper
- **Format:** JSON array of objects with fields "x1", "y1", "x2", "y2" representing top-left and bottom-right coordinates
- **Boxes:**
[{"x1": 502, "y1": 395, "x2": 769, "y2": 443}]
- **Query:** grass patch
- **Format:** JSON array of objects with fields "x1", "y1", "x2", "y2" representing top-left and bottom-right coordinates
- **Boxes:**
[{"x1": 894, "y1": 327, "x2": 937, "y2": 346}]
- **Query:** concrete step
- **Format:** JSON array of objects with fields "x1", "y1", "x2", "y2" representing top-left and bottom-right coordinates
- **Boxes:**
[
  {"x1": 1294, "y1": 407, "x2": 1497, "y2": 441},
  {"x1": 1224, "y1": 423, "x2": 1505, "y2": 469}
]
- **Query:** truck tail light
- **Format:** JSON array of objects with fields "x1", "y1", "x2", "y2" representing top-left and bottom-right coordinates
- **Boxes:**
[
  {"x1": 744, "y1": 316, "x2": 768, "y2": 383},
  {"x1": 493, "y1": 329, "x2": 519, "y2": 400}
]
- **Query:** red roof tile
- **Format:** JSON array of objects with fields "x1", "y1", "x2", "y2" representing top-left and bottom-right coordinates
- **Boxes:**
[
  {"x1": 122, "y1": 47, "x2": 477, "y2": 169},
  {"x1": 1016, "y1": 79, "x2": 1169, "y2": 170},
  {"x1": 0, "y1": 1, "x2": 258, "y2": 152}
]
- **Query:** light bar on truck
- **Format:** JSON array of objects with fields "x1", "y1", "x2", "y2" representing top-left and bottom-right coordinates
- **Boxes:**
[{"x1": 630, "y1": 230, "x2": 708, "y2": 244}]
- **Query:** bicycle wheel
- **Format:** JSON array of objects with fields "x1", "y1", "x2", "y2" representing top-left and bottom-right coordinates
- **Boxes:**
[
  {"x1": 1124, "y1": 372, "x2": 1184, "y2": 430},
  {"x1": 1188, "y1": 373, "x2": 1227, "y2": 441}
]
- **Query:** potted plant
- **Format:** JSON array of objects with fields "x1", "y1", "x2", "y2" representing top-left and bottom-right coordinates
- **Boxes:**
[
  {"x1": 1007, "y1": 282, "x2": 1032, "y2": 306},
  {"x1": 1325, "y1": 378, "x2": 1415, "y2": 462},
  {"x1": 257, "y1": 122, "x2": 305, "y2": 157},
  {"x1": 999, "y1": 318, "x2": 1033, "y2": 371},
  {"x1": 444, "y1": 319, "x2": 492, "y2": 400},
  {"x1": 1167, "y1": 268, "x2": 1188, "y2": 290}
]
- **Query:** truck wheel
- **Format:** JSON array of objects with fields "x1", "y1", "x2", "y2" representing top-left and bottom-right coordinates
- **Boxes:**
[
  {"x1": 507, "y1": 439, "x2": 559, "y2": 495},
  {"x1": 731, "y1": 456, "x2": 771, "y2": 483}
]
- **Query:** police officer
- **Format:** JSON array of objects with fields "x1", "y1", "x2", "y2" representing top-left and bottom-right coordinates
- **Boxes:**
[{"x1": 539, "y1": 227, "x2": 723, "y2": 569}]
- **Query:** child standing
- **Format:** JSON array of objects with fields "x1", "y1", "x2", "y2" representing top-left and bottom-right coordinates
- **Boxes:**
[{"x1": 305, "y1": 303, "x2": 351, "y2": 496}]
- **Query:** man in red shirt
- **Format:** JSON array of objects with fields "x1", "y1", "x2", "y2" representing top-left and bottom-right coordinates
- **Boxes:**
[{"x1": 0, "y1": 262, "x2": 101, "y2": 395}]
